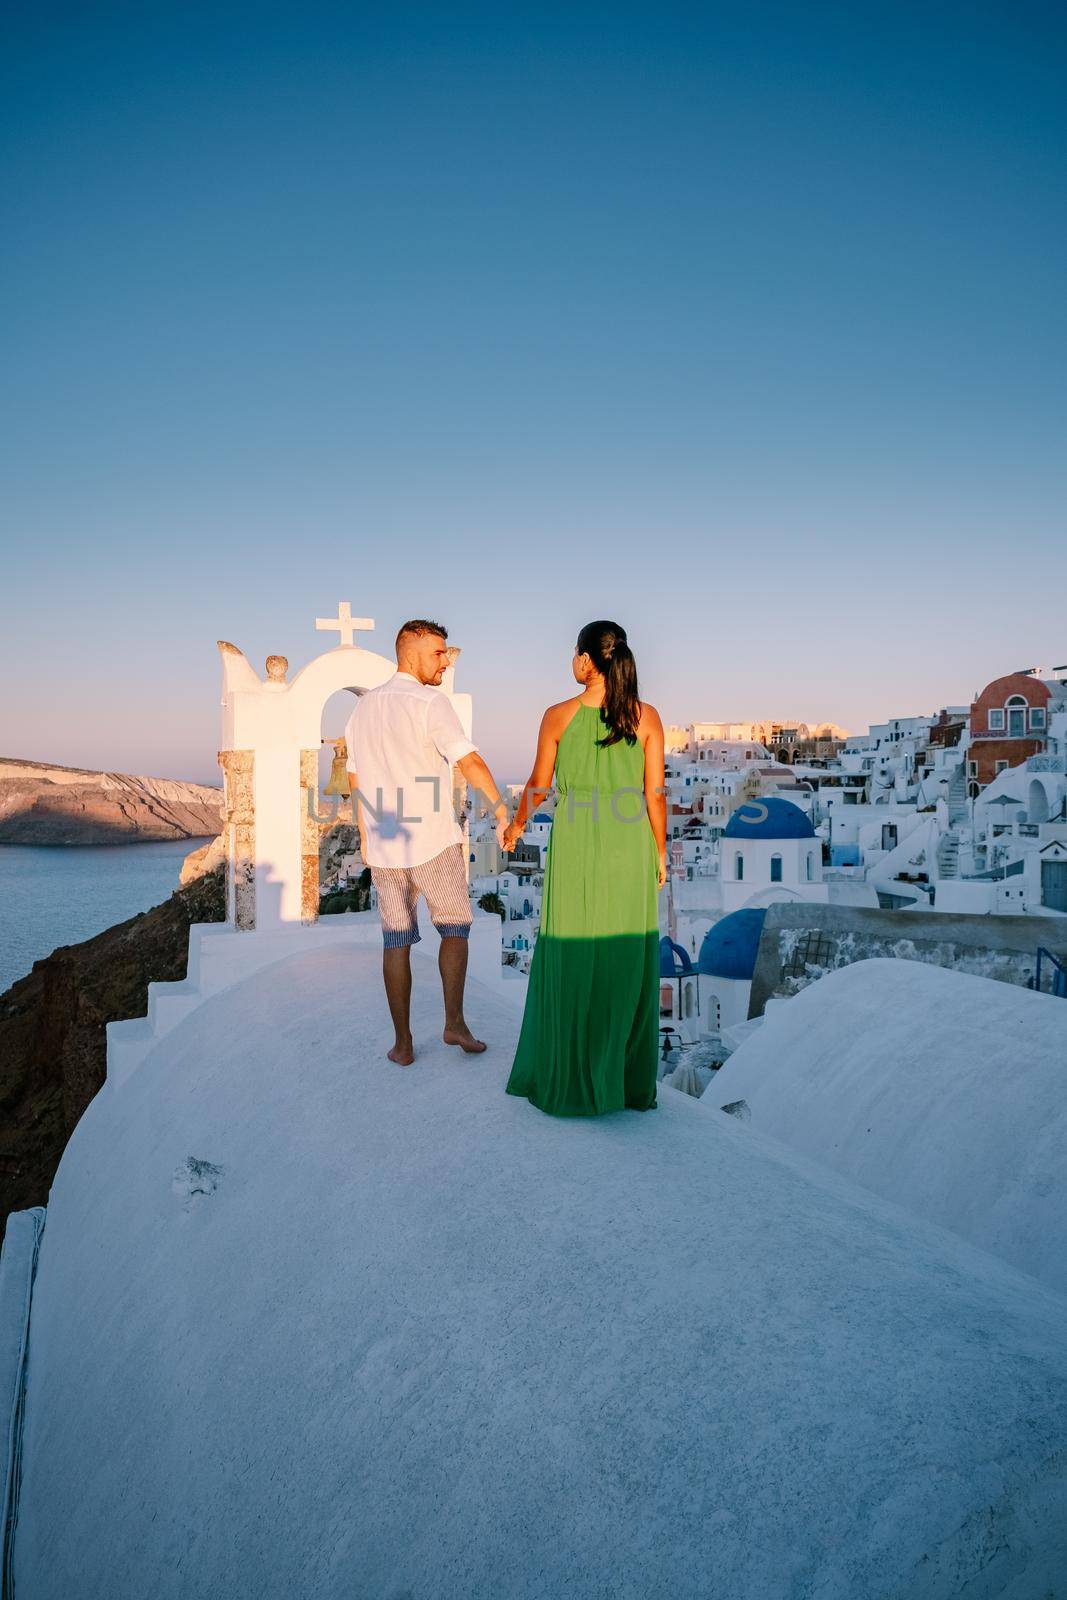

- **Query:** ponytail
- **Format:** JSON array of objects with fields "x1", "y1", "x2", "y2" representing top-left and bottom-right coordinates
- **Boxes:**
[{"x1": 576, "y1": 620, "x2": 641, "y2": 747}]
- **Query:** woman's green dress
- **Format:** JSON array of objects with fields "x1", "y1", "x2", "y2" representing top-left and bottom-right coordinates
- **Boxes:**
[{"x1": 505, "y1": 703, "x2": 659, "y2": 1116}]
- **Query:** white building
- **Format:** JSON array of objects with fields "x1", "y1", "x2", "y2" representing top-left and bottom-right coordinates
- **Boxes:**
[
  {"x1": 691, "y1": 736, "x2": 772, "y2": 767},
  {"x1": 664, "y1": 799, "x2": 879, "y2": 1040},
  {"x1": 718, "y1": 797, "x2": 826, "y2": 917}
]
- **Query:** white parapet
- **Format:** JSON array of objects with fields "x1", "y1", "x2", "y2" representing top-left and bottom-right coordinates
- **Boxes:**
[
  {"x1": 0, "y1": 1204, "x2": 46, "y2": 1577},
  {"x1": 709, "y1": 956, "x2": 1067, "y2": 1293}
]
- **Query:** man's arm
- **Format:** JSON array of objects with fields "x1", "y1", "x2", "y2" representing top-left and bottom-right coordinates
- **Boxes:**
[
  {"x1": 456, "y1": 751, "x2": 509, "y2": 848},
  {"x1": 426, "y1": 695, "x2": 509, "y2": 847}
]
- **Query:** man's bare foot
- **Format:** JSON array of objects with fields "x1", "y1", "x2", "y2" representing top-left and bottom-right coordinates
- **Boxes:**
[
  {"x1": 443, "y1": 1025, "x2": 487, "y2": 1054},
  {"x1": 387, "y1": 1040, "x2": 415, "y2": 1066}
]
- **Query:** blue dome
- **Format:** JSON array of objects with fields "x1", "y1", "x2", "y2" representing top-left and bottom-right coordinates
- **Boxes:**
[
  {"x1": 697, "y1": 909, "x2": 767, "y2": 980},
  {"x1": 658, "y1": 936, "x2": 694, "y2": 978},
  {"x1": 723, "y1": 797, "x2": 815, "y2": 841},
  {"x1": 531, "y1": 812, "x2": 553, "y2": 824}
]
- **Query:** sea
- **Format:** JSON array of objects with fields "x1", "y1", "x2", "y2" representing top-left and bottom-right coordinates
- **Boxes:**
[{"x1": 0, "y1": 838, "x2": 215, "y2": 997}]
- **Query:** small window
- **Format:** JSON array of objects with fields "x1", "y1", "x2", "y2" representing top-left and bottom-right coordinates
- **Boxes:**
[
  {"x1": 988, "y1": 708, "x2": 1005, "y2": 730},
  {"x1": 735, "y1": 853, "x2": 744, "y2": 881},
  {"x1": 1030, "y1": 707, "x2": 1046, "y2": 729},
  {"x1": 995, "y1": 760, "x2": 1009, "y2": 774},
  {"x1": 806, "y1": 852, "x2": 814, "y2": 881},
  {"x1": 770, "y1": 853, "x2": 783, "y2": 882},
  {"x1": 968, "y1": 761, "x2": 978, "y2": 778}
]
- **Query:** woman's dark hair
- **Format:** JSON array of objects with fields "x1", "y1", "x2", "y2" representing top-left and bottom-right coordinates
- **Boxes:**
[{"x1": 576, "y1": 620, "x2": 640, "y2": 747}]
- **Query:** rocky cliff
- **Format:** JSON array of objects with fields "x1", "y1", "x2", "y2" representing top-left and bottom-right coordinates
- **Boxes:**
[
  {"x1": 0, "y1": 757, "x2": 222, "y2": 844},
  {"x1": 0, "y1": 842, "x2": 226, "y2": 1233}
]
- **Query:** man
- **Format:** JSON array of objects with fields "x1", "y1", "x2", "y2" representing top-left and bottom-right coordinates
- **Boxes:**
[{"x1": 345, "y1": 619, "x2": 509, "y2": 1066}]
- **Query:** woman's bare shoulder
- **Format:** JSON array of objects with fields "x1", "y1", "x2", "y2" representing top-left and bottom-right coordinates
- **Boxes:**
[
  {"x1": 638, "y1": 700, "x2": 664, "y2": 737},
  {"x1": 541, "y1": 696, "x2": 584, "y2": 730}
]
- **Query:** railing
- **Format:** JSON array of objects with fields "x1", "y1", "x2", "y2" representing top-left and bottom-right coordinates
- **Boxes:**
[
  {"x1": 1027, "y1": 755, "x2": 1066, "y2": 773},
  {"x1": 1034, "y1": 947, "x2": 1067, "y2": 1000}
]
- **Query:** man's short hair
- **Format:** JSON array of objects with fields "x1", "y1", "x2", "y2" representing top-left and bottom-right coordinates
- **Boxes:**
[{"x1": 395, "y1": 618, "x2": 448, "y2": 652}]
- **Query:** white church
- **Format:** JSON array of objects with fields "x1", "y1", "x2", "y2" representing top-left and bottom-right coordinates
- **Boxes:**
[
  {"x1": 1, "y1": 607, "x2": 1066, "y2": 1599},
  {"x1": 662, "y1": 796, "x2": 878, "y2": 1046}
]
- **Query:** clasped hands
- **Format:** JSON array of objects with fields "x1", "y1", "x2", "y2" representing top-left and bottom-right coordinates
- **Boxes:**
[{"x1": 498, "y1": 813, "x2": 521, "y2": 853}]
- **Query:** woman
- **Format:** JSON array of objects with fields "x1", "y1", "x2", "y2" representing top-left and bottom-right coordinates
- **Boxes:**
[{"x1": 503, "y1": 621, "x2": 667, "y2": 1116}]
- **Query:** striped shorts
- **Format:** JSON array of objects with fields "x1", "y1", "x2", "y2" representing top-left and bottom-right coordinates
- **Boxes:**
[{"x1": 370, "y1": 843, "x2": 473, "y2": 948}]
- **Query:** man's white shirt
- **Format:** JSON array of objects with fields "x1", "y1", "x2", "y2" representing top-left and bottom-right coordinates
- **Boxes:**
[{"x1": 344, "y1": 671, "x2": 478, "y2": 868}]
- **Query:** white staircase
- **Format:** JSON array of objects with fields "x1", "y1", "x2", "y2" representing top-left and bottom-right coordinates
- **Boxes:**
[
  {"x1": 937, "y1": 829, "x2": 961, "y2": 879},
  {"x1": 947, "y1": 762, "x2": 969, "y2": 825}
]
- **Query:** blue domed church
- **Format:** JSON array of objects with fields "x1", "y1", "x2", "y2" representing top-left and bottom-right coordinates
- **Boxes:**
[
  {"x1": 666, "y1": 798, "x2": 831, "y2": 1043},
  {"x1": 697, "y1": 907, "x2": 767, "y2": 1036},
  {"x1": 720, "y1": 797, "x2": 823, "y2": 916},
  {"x1": 658, "y1": 936, "x2": 698, "y2": 1044}
]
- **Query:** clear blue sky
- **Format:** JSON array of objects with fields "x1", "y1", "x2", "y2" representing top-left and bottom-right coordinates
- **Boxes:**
[{"x1": 2, "y1": 2, "x2": 1064, "y2": 785}]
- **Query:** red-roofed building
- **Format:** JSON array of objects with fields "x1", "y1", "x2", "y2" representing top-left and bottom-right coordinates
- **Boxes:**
[{"x1": 967, "y1": 672, "x2": 1052, "y2": 791}]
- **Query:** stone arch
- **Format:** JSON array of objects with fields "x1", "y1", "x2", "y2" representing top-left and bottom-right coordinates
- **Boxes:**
[
  {"x1": 217, "y1": 627, "x2": 472, "y2": 929},
  {"x1": 705, "y1": 993, "x2": 721, "y2": 1035},
  {"x1": 741, "y1": 886, "x2": 803, "y2": 909},
  {"x1": 1028, "y1": 778, "x2": 1051, "y2": 825}
]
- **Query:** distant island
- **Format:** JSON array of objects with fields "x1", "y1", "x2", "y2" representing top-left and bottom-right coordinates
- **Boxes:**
[{"x1": 0, "y1": 757, "x2": 222, "y2": 845}]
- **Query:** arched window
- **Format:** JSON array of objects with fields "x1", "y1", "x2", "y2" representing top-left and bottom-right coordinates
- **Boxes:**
[
  {"x1": 735, "y1": 853, "x2": 744, "y2": 880},
  {"x1": 770, "y1": 853, "x2": 783, "y2": 882}
]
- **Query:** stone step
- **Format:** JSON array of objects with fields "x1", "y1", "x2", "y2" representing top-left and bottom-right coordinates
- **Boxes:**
[
  {"x1": 146, "y1": 979, "x2": 204, "y2": 1039},
  {"x1": 105, "y1": 1016, "x2": 157, "y2": 1087}
]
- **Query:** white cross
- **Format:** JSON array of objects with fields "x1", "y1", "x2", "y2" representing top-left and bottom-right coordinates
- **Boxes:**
[{"x1": 315, "y1": 602, "x2": 374, "y2": 648}]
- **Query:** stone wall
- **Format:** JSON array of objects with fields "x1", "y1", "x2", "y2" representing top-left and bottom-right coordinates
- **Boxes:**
[
  {"x1": 218, "y1": 749, "x2": 255, "y2": 930},
  {"x1": 299, "y1": 749, "x2": 319, "y2": 924},
  {"x1": 749, "y1": 901, "x2": 1067, "y2": 1017}
]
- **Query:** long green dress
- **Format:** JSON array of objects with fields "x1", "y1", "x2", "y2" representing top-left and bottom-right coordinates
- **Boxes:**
[{"x1": 505, "y1": 702, "x2": 659, "y2": 1116}]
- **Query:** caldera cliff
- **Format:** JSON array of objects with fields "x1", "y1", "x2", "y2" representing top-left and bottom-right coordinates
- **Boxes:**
[{"x1": 0, "y1": 757, "x2": 222, "y2": 844}]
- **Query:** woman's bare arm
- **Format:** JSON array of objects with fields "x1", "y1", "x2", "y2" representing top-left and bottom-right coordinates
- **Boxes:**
[
  {"x1": 503, "y1": 704, "x2": 568, "y2": 849},
  {"x1": 641, "y1": 704, "x2": 668, "y2": 888}
]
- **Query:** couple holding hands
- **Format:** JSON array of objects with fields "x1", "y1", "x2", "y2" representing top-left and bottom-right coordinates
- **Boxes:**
[{"x1": 344, "y1": 617, "x2": 666, "y2": 1117}]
